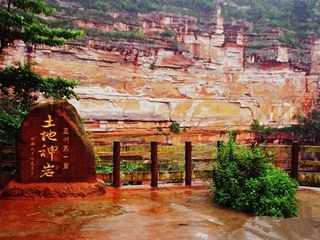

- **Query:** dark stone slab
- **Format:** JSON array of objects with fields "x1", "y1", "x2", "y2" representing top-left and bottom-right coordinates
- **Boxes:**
[{"x1": 17, "y1": 100, "x2": 96, "y2": 183}]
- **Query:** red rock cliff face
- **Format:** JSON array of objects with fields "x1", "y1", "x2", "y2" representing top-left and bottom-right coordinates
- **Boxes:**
[{"x1": 1, "y1": 9, "x2": 319, "y2": 144}]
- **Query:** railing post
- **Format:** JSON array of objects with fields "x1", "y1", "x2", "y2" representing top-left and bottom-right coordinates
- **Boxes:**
[
  {"x1": 151, "y1": 141, "x2": 158, "y2": 187},
  {"x1": 185, "y1": 141, "x2": 192, "y2": 186},
  {"x1": 113, "y1": 141, "x2": 121, "y2": 188},
  {"x1": 0, "y1": 148, "x2": 2, "y2": 185},
  {"x1": 291, "y1": 141, "x2": 300, "y2": 180},
  {"x1": 217, "y1": 141, "x2": 222, "y2": 152}
]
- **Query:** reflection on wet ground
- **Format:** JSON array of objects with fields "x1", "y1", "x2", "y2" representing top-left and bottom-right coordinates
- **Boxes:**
[{"x1": 0, "y1": 186, "x2": 319, "y2": 240}]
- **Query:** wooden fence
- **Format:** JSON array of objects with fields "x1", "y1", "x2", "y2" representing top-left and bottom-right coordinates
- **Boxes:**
[
  {"x1": 1, "y1": 141, "x2": 320, "y2": 187},
  {"x1": 94, "y1": 141, "x2": 320, "y2": 187}
]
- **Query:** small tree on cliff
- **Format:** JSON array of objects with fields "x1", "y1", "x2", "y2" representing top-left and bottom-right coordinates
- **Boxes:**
[{"x1": 0, "y1": 0, "x2": 83, "y2": 145}]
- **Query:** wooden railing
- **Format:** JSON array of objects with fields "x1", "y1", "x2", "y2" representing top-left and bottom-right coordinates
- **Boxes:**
[
  {"x1": 96, "y1": 141, "x2": 320, "y2": 187},
  {"x1": 2, "y1": 142, "x2": 320, "y2": 187}
]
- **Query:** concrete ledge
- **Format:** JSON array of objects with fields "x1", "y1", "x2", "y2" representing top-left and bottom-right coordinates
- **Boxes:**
[{"x1": 299, "y1": 172, "x2": 320, "y2": 187}]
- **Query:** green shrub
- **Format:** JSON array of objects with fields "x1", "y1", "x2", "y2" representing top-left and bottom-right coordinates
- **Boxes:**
[
  {"x1": 0, "y1": 107, "x2": 26, "y2": 146},
  {"x1": 160, "y1": 29, "x2": 175, "y2": 38},
  {"x1": 213, "y1": 139, "x2": 298, "y2": 218},
  {"x1": 170, "y1": 122, "x2": 180, "y2": 133},
  {"x1": 278, "y1": 31, "x2": 300, "y2": 48},
  {"x1": 250, "y1": 119, "x2": 274, "y2": 144},
  {"x1": 85, "y1": 27, "x2": 154, "y2": 43},
  {"x1": 170, "y1": 40, "x2": 187, "y2": 51}
]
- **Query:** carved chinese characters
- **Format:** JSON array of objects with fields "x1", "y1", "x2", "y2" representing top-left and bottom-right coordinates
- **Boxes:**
[
  {"x1": 39, "y1": 115, "x2": 58, "y2": 178},
  {"x1": 17, "y1": 101, "x2": 96, "y2": 183}
]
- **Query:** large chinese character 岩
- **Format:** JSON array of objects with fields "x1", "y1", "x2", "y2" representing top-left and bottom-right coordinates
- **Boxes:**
[{"x1": 40, "y1": 162, "x2": 55, "y2": 178}]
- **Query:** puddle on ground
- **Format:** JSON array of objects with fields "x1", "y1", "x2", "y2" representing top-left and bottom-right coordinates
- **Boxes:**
[
  {"x1": 226, "y1": 189, "x2": 320, "y2": 240},
  {"x1": 42, "y1": 201, "x2": 128, "y2": 221},
  {"x1": 0, "y1": 187, "x2": 319, "y2": 240},
  {"x1": 229, "y1": 216, "x2": 320, "y2": 240}
]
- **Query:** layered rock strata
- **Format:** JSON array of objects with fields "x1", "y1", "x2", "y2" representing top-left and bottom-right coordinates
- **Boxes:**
[{"x1": 1, "y1": 10, "x2": 319, "y2": 144}]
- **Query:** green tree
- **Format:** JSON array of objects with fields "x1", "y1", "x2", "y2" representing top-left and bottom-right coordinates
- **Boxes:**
[
  {"x1": 290, "y1": 110, "x2": 320, "y2": 144},
  {"x1": 292, "y1": 0, "x2": 310, "y2": 23},
  {"x1": 0, "y1": 0, "x2": 83, "y2": 145},
  {"x1": 0, "y1": 0, "x2": 82, "y2": 53},
  {"x1": 222, "y1": 0, "x2": 320, "y2": 47},
  {"x1": 251, "y1": 119, "x2": 274, "y2": 144}
]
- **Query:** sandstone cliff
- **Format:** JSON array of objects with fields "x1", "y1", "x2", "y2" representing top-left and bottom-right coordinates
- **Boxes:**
[{"x1": 2, "y1": 7, "x2": 319, "y2": 144}]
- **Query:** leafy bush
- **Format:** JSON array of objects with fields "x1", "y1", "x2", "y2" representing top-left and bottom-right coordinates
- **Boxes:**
[
  {"x1": 250, "y1": 119, "x2": 274, "y2": 144},
  {"x1": 160, "y1": 29, "x2": 175, "y2": 38},
  {"x1": 104, "y1": 28, "x2": 150, "y2": 42},
  {"x1": 278, "y1": 31, "x2": 300, "y2": 47},
  {"x1": 0, "y1": 105, "x2": 26, "y2": 146},
  {"x1": 213, "y1": 139, "x2": 298, "y2": 218},
  {"x1": 85, "y1": 28, "x2": 153, "y2": 43},
  {"x1": 170, "y1": 121, "x2": 180, "y2": 133},
  {"x1": 170, "y1": 40, "x2": 187, "y2": 51}
]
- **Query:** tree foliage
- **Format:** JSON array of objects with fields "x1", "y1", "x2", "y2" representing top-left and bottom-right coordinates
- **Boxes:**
[
  {"x1": 0, "y1": 1, "x2": 82, "y2": 146},
  {"x1": 222, "y1": 0, "x2": 320, "y2": 46},
  {"x1": 213, "y1": 139, "x2": 298, "y2": 218},
  {"x1": 85, "y1": 27, "x2": 152, "y2": 43},
  {"x1": 291, "y1": 110, "x2": 320, "y2": 144},
  {"x1": 0, "y1": 63, "x2": 79, "y2": 109},
  {"x1": 0, "y1": 63, "x2": 79, "y2": 145},
  {"x1": 0, "y1": 0, "x2": 83, "y2": 53},
  {"x1": 47, "y1": 0, "x2": 319, "y2": 47},
  {"x1": 251, "y1": 119, "x2": 274, "y2": 144},
  {"x1": 48, "y1": 0, "x2": 217, "y2": 19}
]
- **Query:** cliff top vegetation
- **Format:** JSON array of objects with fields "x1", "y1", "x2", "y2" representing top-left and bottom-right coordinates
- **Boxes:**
[{"x1": 47, "y1": 1, "x2": 319, "y2": 29}]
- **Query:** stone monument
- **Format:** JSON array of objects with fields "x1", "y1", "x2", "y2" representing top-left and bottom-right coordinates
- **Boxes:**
[{"x1": 2, "y1": 101, "x2": 105, "y2": 197}]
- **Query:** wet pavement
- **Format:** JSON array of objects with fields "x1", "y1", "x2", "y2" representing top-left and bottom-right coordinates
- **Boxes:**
[{"x1": 0, "y1": 185, "x2": 320, "y2": 240}]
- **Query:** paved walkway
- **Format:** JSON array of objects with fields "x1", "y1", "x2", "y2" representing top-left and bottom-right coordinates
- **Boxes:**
[{"x1": 0, "y1": 185, "x2": 319, "y2": 240}]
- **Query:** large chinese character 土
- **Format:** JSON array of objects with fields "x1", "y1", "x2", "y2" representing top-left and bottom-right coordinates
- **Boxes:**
[
  {"x1": 40, "y1": 162, "x2": 55, "y2": 178},
  {"x1": 42, "y1": 115, "x2": 56, "y2": 128}
]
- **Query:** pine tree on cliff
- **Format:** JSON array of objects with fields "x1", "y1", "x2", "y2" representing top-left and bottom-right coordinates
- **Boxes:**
[{"x1": 0, "y1": 0, "x2": 83, "y2": 146}]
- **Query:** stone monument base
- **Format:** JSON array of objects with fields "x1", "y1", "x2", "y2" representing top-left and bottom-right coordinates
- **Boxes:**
[{"x1": 1, "y1": 180, "x2": 106, "y2": 198}]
